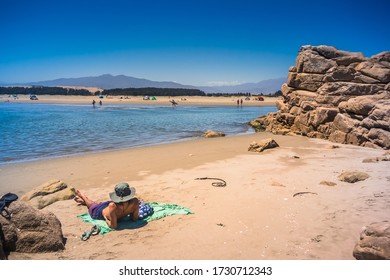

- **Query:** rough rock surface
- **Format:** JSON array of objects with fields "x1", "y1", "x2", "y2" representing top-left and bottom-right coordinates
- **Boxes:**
[
  {"x1": 21, "y1": 179, "x2": 75, "y2": 209},
  {"x1": 250, "y1": 45, "x2": 390, "y2": 149},
  {"x1": 353, "y1": 221, "x2": 390, "y2": 260},
  {"x1": 0, "y1": 224, "x2": 6, "y2": 259},
  {"x1": 202, "y1": 130, "x2": 225, "y2": 138},
  {"x1": 0, "y1": 201, "x2": 65, "y2": 254},
  {"x1": 338, "y1": 171, "x2": 369, "y2": 183},
  {"x1": 248, "y1": 138, "x2": 279, "y2": 153}
]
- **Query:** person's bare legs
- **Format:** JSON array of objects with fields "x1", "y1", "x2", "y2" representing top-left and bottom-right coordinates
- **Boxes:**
[{"x1": 74, "y1": 189, "x2": 95, "y2": 209}]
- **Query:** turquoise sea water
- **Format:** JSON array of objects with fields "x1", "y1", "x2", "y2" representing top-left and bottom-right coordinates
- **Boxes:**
[{"x1": 0, "y1": 103, "x2": 276, "y2": 165}]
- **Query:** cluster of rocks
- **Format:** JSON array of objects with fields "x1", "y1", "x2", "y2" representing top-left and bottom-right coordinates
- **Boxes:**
[
  {"x1": 250, "y1": 45, "x2": 390, "y2": 149},
  {"x1": 0, "y1": 180, "x2": 74, "y2": 259}
]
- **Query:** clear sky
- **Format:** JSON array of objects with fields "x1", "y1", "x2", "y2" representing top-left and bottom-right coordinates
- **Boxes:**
[{"x1": 1, "y1": 0, "x2": 389, "y2": 86}]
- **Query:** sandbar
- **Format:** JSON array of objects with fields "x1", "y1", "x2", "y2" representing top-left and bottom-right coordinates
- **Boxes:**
[{"x1": 1, "y1": 94, "x2": 279, "y2": 107}]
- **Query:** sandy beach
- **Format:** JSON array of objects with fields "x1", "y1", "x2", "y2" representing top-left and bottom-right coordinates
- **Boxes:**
[
  {"x1": 2, "y1": 129, "x2": 389, "y2": 260},
  {"x1": 2, "y1": 1, "x2": 389, "y2": 276},
  {"x1": 0, "y1": 94, "x2": 279, "y2": 107}
]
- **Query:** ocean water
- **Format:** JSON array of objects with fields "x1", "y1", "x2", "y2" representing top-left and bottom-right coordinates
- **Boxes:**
[{"x1": 0, "y1": 103, "x2": 276, "y2": 165}]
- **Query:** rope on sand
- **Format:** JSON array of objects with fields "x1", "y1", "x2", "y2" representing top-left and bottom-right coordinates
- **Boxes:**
[
  {"x1": 293, "y1": 192, "x2": 318, "y2": 197},
  {"x1": 194, "y1": 177, "x2": 227, "y2": 187}
]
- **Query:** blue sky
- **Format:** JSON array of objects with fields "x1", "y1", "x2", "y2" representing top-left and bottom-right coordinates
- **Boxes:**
[{"x1": 1, "y1": 0, "x2": 389, "y2": 86}]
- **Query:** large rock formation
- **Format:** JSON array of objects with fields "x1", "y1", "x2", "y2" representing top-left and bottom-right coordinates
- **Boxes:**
[
  {"x1": 0, "y1": 180, "x2": 75, "y2": 257},
  {"x1": 0, "y1": 224, "x2": 7, "y2": 259},
  {"x1": 353, "y1": 221, "x2": 390, "y2": 260},
  {"x1": 0, "y1": 201, "x2": 65, "y2": 255},
  {"x1": 250, "y1": 45, "x2": 390, "y2": 149}
]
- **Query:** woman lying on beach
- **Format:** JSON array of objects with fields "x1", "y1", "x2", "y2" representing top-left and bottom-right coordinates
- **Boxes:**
[{"x1": 74, "y1": 183, "x2": 139, "y2": 229}]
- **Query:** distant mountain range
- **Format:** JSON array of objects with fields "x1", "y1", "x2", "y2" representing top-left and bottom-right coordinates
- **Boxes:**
[
  {"x1": 199, "y1": 78, "x2": 286, "y2": 94},
  {"x1": 12, "y1": 74, "x2": 286, "y2": 94}
]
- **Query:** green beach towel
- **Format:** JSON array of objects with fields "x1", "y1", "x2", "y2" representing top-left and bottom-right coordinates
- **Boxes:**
[{"x1": 78, "y1": 202, "x2": 193, "y2": 235}]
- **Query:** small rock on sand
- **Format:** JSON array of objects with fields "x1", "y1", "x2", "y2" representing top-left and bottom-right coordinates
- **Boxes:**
[
  {"x1": 338, "y1": 171, "x2": 369, "y2": 183},
  {"x1": 320, "y1": 181, "x2": 337, "y2": 186},
  {"x1": 248, "y1": 138, "x2": 279, "y2": 153},
  {"x1": 202, "y1": 130, "x2": 225, "y2": 138}
]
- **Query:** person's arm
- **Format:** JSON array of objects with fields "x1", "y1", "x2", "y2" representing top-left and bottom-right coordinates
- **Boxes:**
[
  {"x1": 105, "y1": 202, "x2": 118, "y2": 229},
  {"x1": 130, "y1": 198, "x2": 139, "y2": 222}
]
